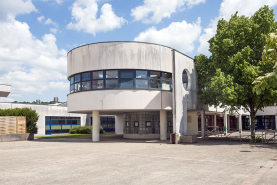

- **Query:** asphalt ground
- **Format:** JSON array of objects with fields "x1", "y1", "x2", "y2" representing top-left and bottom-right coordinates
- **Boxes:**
[{"x1": 0, "y1": 135, "x2": 277, "y2": 185}]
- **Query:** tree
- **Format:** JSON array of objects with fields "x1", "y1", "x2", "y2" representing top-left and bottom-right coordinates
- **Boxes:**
[
  {"x1": 195, "y1": 6, "x2": 277, "y2": 139},
  {"x1": 253, "y1": 31, "x2": 277, "y2": 94}
]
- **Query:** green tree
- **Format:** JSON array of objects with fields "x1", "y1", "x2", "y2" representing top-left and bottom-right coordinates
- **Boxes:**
[
  {"x1": 195, "y1": 6, "x2": 277, "y2": 139},
  {"x1": 253, "y1": 31, "x2": 277, "y2": 93}
]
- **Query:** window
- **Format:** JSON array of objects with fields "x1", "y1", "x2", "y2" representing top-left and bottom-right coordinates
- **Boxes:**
[
  {"x1": 134, "y1": 121, "x2": 139, "y2": 127},
  {"x1": 92, "y1": 80, "x2": 103, "y2": 89},
  {"x1": 93, "y1": 71, "x2": 103, "y2": 79},
  {"x1": 120, "y1": 70, "x2": 134, "y2": 78},
  {"x1": 70, "y1": 77, "x2": 74, "y2": 84},
  {"x1": 75, "y1": 74, "x2": 80, "y2": 82},
  {"x1": 146, "y1": 121, "x2": 151, "y2": 127},
  {"x1": 75, "y1": 83, "x2": 81, "y2": 91},
  {"x1": 106, "y1": 70, "x2": 118, "y2": 78},
  {"x1": 150, "y1": 71, "x2": 160, "y2": 79},
  {"x1": 150, "y1": 79, "x2": 161, "y2": 89},
  {"x1": 162, "y1": 72, "x2": 171, "y2": 80},
  {"x1": 183, "y1": 70, "x2": 188, "y2": 89},
  {"x1": 70, "y1": 69, "x2": 172, "y2": 93},
  {"x1": 136, "y1": 79, "x2": 148, "y2": 89},
  {"x1": 82, "y1": 72, "x2": 90, "y2": 81},
  {"x1": 162, "y1": 81, "x2": 170, "y2": 90},
  {"x1": 105, "y1": 79, "x2": 118, "y2": 89},
  {"x1": 120, "y1": 79, "x2": 133, "y2": 89},
  {"x1": 136, "y1": 70, "x2": 147, "y2": 78},
  {"x1": 82, "y1": 81, "x2": 91, "y2": 91}
]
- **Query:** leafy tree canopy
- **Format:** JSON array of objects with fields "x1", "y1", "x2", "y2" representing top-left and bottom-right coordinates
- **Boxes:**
[
  {"x1": 253, "y1": 30, "x2": 277, "y2": 94},
  {"x1": 195, "y1": 6, "x2": 277, "y2": 138}
]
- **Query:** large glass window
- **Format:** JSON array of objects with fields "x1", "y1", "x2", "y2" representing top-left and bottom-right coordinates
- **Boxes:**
[
  {"x1": 120, "y1": 79, "x2": 134, "y2": 89},
  {"x1": 150, "y1": 79, "x2": 161, "y2": 89},
  {"x1": 70, "y1": 69, "x2": 171, "y2": 93},
  {"x1": 75, "y1": 74, "x2": 80, "y2": 82},
  {"x1": 150, "y1": 71, "x2": 160, "y2": 79},
  {"x1": 105, "y1": 79, "x2": 118, "y2": 89},
  {"x1": 106, "y1": 70, "x2": 118, "y2": 78},
  {"x1": 93, "y1": 71, "x2": 103, "y2": 79},
  {"x1": 75, "y1": 83, "x2": 81, "y2": 91},
  {"x1": 136, "y1": 79, "x2": 148, "y2": 89},
  {"x1": 82, "y1": 72, "x2": 90, "y2": 81},
  {"x1": 82, "y1": 81, "x2": 91, "y2": 91},
  {"x1": 92, "y1": 80, "x2": 103, "y2": 89},
  {"x1": 70, "y1": 77, "x2": 74, "y2": 84},
  {"x1": 136, "y1": 70, "x2": 147, "y2": 78},
  {"x1": 120, "y1": 70, "x2": 134, "y2": 78}
]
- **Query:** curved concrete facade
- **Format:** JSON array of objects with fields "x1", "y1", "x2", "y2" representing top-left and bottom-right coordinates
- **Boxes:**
[
  {"x1": 67, "y1": 42, "x2": 173, "y2": 78},
  {"x1": 67, "y1": 42, "x2": 201, "y2": 142}
]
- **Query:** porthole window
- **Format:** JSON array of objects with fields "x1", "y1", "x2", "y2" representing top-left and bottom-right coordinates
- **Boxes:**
[{"x1": 182, "y1": 70, "x2": 189, "y2": 90}]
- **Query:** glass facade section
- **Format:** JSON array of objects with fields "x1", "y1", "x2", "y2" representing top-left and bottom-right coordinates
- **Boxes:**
[
  {"x1": 120, "y1": 79, "x2": 134, "y2": 89},
  {"x1": 136, "y1": 79, "x2": 148, "y2": 89},
  {"x1": 82, "y1": 72, "x2": 90, "y2": 81},
  {"x1": 136, "y1": 70, "x2": 147, "y2": 78},
  {"x1": 75, "y1": 74, "x2": 80, "y2": 82},
  {"x1": 162, "y1": 81, "x2": 170, "y2": 90},
  {"x1": 150, "y1": 71, "x2": 160, "y2": 79},
  {"x1": 75, "y1": 83, "x2": 81, "y2": 91},
  {"x1": 69, "y1": 69, "x2": 172, "y2": 93},
  {"x1": 106, "y1": 79, "x2": 118, "y2": 89},
  {"x1": 45, "y1": 117, "x2": 80, "y2": 135},
  {"x1": 120, "y1": 71, "x2": 134, "y2": 78},
  {"x1": 92, "y1": 80, "x2": 103, "y2": 89},
  {"x1": 93, "y1": 71, "x2": 103, "y2": 79},
  {"x1": 82, "y1": 81, "x2": 91, "y2": 91},
  {"x1": 150, "y1": 79, "x2": 161, "y2": 89},
  {"x1": 106, "y1": 70, "x2": 118, "y2": 78}
]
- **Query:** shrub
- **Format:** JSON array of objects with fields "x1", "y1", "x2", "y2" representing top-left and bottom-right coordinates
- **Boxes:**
[
  {"x1": 0, "y1": 108, "x2": 39, "y2": 133},
  {"x1": 69, "y1": 125, "x2": 104, "y2": 134}
]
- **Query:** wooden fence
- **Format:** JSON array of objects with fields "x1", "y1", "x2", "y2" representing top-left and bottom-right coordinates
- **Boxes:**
[{"x1": 0, "y1": 116, "x2": 27, "y2": 134}]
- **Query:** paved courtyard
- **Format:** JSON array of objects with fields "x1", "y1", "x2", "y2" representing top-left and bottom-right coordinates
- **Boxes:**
[{"x1": 0, "y1": 135, "x2": 277, "y2": 185}]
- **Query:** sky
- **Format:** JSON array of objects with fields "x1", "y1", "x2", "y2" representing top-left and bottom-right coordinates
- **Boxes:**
[{"x1": 1, "y1": 0, "x2": 277, "y2": 103}]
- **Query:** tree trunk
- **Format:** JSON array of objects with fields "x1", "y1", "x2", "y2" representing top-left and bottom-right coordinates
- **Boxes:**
[{"x1": 250, "y1": 113, "x2": 256, "y2": 140}]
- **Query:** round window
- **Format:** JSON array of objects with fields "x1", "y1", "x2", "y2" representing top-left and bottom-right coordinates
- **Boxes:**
[{"x1": 182, "y1": 70, "x2": 188, "y2": 90}]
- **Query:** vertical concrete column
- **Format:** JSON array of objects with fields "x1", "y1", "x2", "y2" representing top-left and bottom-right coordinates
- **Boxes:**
[
  {"x1": 115, "y1": 114, "x2": 124, "y2": 134},
  {"x1": 92, "y1": 111, "x2": 100, "y2": 142},
  {"x1": 224, "y1": 112, "x2": 228, "y2": 135},
  {"x1": 201, "y1": 110, "x2": 206, "y2": 138},
  {"x1": 239, "y1": 114, "x2": 242, "y2": 133},
  {"x1": 214, "y1": 114, "x2": 217, "y2": 130},
  {"x1": 160, "y1": 110, "x2": 167, "y2": 140}
]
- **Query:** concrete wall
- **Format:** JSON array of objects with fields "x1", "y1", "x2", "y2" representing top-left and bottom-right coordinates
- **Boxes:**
[
  {"x1": 68, "y1": 90, "x2": 172, "y2": 113},
  {"x1": 67, "y1": 42, "x2": 173, "y2": 78},
  {"x1": 0, "y1": 103, "x2": 88, "y2": 136}
]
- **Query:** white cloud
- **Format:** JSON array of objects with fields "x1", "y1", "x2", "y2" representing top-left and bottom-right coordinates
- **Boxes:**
[
  {"x1": 134, "y1": 17, "x2": 201, "y2": 53},
  {"x1": 67, "y1": 0, "x2": 126, "y2": 36},
  {"x1": 131, "y1": 0, "x2": 205, "y2": 24},
  {"x1": 0, "y1": 0, "x2": 37, "y2": 21},
  {"x1": 50, "y1": 28, "x2": 59, "y2": 34},
  {"x1": 0, "y1": 16, "x2": 68, "y2": 100},
  {"x1": 44, "y1": 18, "x2": 58, "y2": 27},
  {"x1": 197, "y1": 0, "x2": 277, "y2": 54},
  {"x1": 42, "y1": 0, "x2": 63, "y2": 4},
  {"x1": 37, "y1": 15, "x2": 45, "y2": 23}
]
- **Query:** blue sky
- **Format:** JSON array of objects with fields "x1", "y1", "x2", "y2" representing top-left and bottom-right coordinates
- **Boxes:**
[{"x1": 1, "y1": 0, "x2": 277, "y2": 103}]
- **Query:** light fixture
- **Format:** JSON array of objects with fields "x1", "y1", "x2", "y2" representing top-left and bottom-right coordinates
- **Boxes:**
[{"x1": 196, "y1": 112, "x2": 201, "y2": 117}]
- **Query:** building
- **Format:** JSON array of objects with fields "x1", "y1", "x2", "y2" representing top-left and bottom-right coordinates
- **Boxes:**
[{"x1": 66, "y1": 41, "x2": 264, "y2": 143}]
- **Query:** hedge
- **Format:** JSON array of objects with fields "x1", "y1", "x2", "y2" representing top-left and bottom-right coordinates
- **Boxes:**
[
  {"x1": 0, "y1": 108, "x2": 39, "y2": 133},
  {"x1": 69, "y1": 125, "x2": 104, "y2": 134}
]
